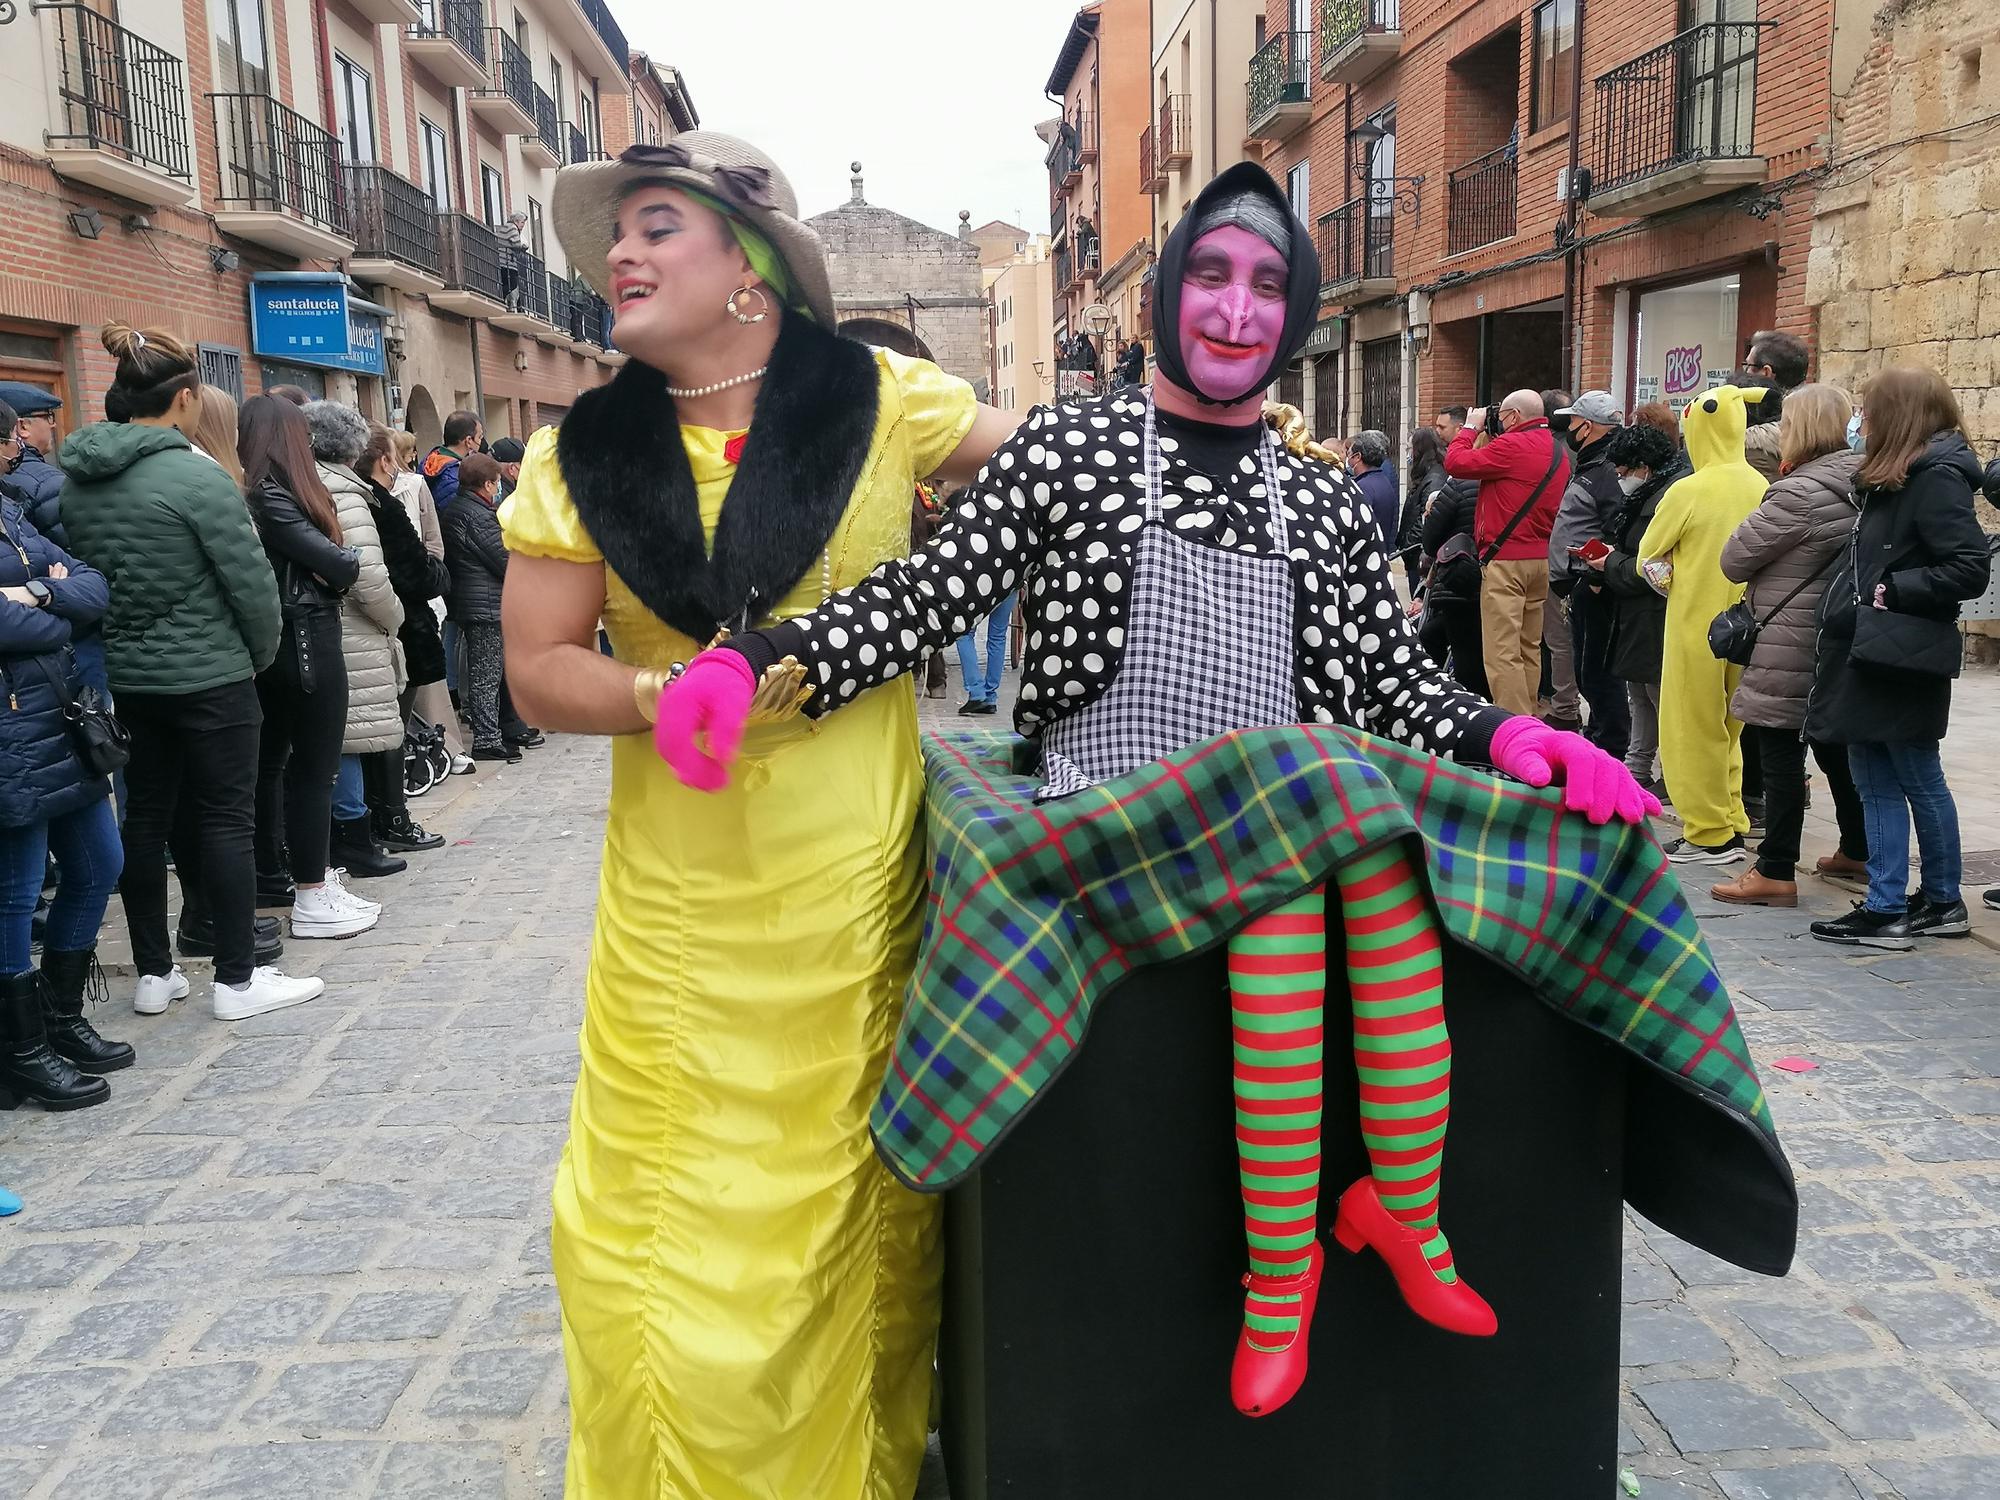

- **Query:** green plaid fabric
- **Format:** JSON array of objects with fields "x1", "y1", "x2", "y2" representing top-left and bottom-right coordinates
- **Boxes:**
[{"x1": 871, "y1": 724, "x2": 1777, "y2": 1192}]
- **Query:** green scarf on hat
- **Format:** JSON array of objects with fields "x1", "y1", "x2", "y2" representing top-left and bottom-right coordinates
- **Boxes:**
[{"x1": 682, "y1": 188, "x2": 811, "y2": 323}]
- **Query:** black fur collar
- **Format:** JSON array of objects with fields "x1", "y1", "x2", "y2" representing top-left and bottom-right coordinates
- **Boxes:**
[{"x1": 556, "y1": 316, "x2": 881, "y2": 643}]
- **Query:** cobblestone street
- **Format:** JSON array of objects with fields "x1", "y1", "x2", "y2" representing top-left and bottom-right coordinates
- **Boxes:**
[{"x1": 2, "y1": 685, "x2": 2000, "y2": 1496}]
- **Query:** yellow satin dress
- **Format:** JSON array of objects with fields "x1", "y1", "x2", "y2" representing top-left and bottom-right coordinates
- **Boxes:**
[{"x1": 500, "y1": 350, "x2": 977, "y2": 1500}]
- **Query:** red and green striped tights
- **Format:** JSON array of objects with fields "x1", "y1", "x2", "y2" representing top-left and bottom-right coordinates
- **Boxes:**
[{"x1": 1229, "y1": 844, "x2": 1495, "y2": 1417}]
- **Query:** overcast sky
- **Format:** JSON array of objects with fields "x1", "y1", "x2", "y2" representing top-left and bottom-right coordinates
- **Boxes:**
[{"x1": 626, "y1": 0, "x2": 1091, "y2": 234}]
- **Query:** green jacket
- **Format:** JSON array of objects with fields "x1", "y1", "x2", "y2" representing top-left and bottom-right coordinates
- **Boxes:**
[{"x1": 58, "y1": 423, "x2": 281, "y2": 694}]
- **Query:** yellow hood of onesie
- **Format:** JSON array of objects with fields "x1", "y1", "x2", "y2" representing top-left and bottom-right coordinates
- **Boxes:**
[{"x1": 1684, "y1": 385, "x2": 1754, "y2": 472}]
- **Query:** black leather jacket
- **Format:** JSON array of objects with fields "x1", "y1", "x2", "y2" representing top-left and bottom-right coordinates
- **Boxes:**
[{"x1": 250, "y1": 476, "x2": 358, "y2": 616}]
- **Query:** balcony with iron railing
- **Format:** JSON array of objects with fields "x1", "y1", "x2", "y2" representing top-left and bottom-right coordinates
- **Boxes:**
[
  {"x1": 1079, "y1": 239, "x2": 1100, "y2": 279},
  {"x1": 1047, "y1": 124, "x2": 1080, "y2": 188},
  {"x1": 575, "y1": 289, "x2": 610, "y2": 349},
  {"x1": 1139, "y1": 124, "x2": 1164, "y2": 194},
  {"x1": 346, "y1": 163, "x2": 442, "y2": 291},
  {"x1": 548, "y1": 274, "x2": 578, "y2": 345},
  {"x1": 36, "y1": 4, "x2": 194, "y2": 207},
  {"x1": 564, "y1": 0, "x2": 630, "y2": 80},
  {"x1": 1247, "y1": 30, "x2": 1312, "y2": 144},
  {"x1": 565, "y1": 121, "x2": 604, "y2": 165},
  {"x1": 470, "y1": 28, "x2": 535, "y2": 134},
  {"x1": 435, "y1": 212, "x2": 506, "y2": 316},
  {"x1": 208, "y1": 92, "x2": 352, "y2": 258},
  {"x1": 1157, "y1": 95, "x2": 1192, "y2": 171},
  {"x1": 1073, "y1": 108, "x2": 1097, "y2": 163},
  {"x1": 1446, "y1": 141, "x2": 1517, "y2": 256},
  {"x1": 1054, "y1": 249, "x2": 1075, "y2": 298},
  {"x1": 1321, "y1": 0, "x2": 1401, "y2": 89},
  {"x1": 1317, "y1": 196, "x2": 1396, "y2": 300},
  {"x1": 494, "y1": 247, "x2": 551, "y2": 331},
  {"x1": 1050, "y1": 202, "x2": 1067, "y2": 244},
  {"x1": 523, "y1": 86, "x2": 561, "y2": 168},
  {"x1": 406, "y1": 0, "x2": 488, "y2": 91},
  {"x1": 1589, "y1": 21, "x2": 1773, "y2": 218}
]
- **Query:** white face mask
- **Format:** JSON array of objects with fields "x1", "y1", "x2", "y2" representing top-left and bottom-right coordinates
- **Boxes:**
[{"x1": 1618, "y1": 472, "x2": 1647, "y2": 495}]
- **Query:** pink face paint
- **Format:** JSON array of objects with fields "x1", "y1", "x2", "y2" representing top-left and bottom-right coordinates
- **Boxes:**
[{"x1": 1177, "y1": 225, "x2": 1290, "y2": 401}]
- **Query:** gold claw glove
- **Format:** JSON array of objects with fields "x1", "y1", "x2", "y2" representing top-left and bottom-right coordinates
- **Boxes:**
[
  {"x1": 701, "y1": 632, "x2": 815, "y2": 725},
  {"x1": 1263, "y1": 402, "x2": 1347, "y2": 469}
]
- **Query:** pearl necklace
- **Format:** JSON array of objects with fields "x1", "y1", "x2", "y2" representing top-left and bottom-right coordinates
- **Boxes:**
[{"x1": 666, "y1": 366, "x2": 768, "y2": 399}]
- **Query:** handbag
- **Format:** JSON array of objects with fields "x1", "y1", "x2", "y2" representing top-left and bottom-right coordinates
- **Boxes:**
[
  {"x1": 1850, "y1": 606, "x2": 1962, "y2": 679},
  {"x1": 32, "y1": 656, "x2": 130, "y2": 776},
  {"x1": 1707, "y1": 552, "x2": 1841, "y2": 666},
  {"x1": 1842, "y1": 526, "x2": 1965, "y2": 679}
]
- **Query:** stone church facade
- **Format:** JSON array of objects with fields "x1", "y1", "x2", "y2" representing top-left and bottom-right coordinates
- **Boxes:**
[{"x1": 809, "y1": 166, "x2": 991, "y2": 399}]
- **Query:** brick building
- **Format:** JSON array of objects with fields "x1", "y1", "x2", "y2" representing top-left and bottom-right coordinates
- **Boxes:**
[
  {"x1": 809, "y1": 165, "x2": 990, "y2": 398},
  {"x1": 1045, "y1": 0, "x2": 1155, "y2": 365},
  {"x1": 0, "y1": 0, "x2": 666, "y2": 453},
  {"x1": 1248, "y1": 0, "x2": 1863, "y2": 459}
]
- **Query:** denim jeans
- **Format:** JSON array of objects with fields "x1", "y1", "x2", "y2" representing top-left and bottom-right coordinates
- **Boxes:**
[
  {"x1": 334, "y1": 756, "x2": 368, "y2": 822},
  {"x1": 0, "y1": 797, "x2": 122, "y2": 974},
  {"x1": 1849, "y1": 739, "x2": 1962, "y2": 914},
  {"x1": 954, "y1": 593, "x2": 1017, "y2": 705}
]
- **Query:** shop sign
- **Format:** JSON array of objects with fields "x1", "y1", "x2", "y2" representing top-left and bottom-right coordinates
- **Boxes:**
[{"x1": 248, "y1": 279, "x2": 387, "y2": 378}]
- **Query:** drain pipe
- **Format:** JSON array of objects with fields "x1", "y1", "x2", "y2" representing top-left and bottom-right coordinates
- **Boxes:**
[
  {"x1": 312, "y1": 0, "x2": 339, "y2": 179},
  {"x1": 1559, "y1": 0, "x2": 1588, "y2": 388}
]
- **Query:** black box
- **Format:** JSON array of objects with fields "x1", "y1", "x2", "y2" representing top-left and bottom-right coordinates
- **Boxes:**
[{"x1": 941, "y1": 937, "x2": 1628, "y2": 1499}]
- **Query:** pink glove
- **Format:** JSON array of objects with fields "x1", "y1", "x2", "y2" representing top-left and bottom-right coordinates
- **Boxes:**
[
  {"x1": 654, "y1": 651, "x2": 756, "y2": 793},
  {"x1": 1487, "y1": 716, "x2": 1662, "y2": 827}
]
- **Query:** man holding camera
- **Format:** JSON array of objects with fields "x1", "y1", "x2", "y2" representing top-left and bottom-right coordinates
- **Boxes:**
[{"x1": 1442, "y1": 391, "x2": 1571, "y2": 718}]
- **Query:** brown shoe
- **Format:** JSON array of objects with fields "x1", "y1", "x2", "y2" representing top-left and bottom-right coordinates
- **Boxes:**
[
  {"x1": 1711, "y1": 869, "x2": 1799, "y2": 908},
  {"x1": 1816, "y1": 852, "x2": 1868, "y2": 879}
]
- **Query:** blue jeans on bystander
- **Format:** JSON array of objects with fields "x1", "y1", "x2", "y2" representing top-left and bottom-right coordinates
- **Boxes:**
[
  {"x1": 1849, "y1": 739, "x2": 1962, "y2": 915},
  {"x1": 0, "y1": 796, "x2": 123, "y2": 973},
  {"x1": 334, "y1": 756, "x2": 369, "y2": 824},
  {"x1": 954, "y1": 593, "x2": 1018, "y2": 707}
]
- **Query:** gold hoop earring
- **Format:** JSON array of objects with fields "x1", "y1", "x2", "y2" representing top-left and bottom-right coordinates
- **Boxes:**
[{"x1": 727, "y1": 286, "x2": 771, "y2": 325}]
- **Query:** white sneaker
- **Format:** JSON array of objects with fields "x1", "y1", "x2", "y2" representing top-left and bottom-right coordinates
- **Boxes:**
[
  {"x1": 323, "y1": 869, "x2": 381, "y2": 917},
  {"x1": 212, "y1": 967, "x2": 325, "y2": 1022},
  {"x1": 134, "y1": 966, "x2": 191, "y2": 1016},
  {"x1": 291, "y1": 883, "x2": 378, "y2": 939},
  {"x1": 449, "y1": 753, "x2": 476, "y2": 776}
]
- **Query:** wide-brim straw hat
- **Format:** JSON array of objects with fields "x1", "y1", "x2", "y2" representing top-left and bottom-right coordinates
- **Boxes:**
[{"x1": 552, "y1": 132, "x2": 835, "y2": 328}]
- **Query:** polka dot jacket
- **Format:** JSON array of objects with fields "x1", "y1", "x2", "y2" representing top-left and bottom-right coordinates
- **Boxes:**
[{"x1": 742, "y1": 393, "x2": 1511, "y2": 764}]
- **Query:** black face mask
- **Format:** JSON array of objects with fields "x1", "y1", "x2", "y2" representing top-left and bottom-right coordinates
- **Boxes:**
[{"x1": 1150, "y1": 162, "x2": 1324, "y2": 410}]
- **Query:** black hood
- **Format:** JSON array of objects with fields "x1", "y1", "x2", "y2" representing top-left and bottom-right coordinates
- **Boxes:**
[{"x1": 1152, "y1": 162, "x2": 1323, "y2": 408}]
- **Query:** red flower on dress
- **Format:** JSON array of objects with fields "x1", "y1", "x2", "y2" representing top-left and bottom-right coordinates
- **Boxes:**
[{"x1": 723, "y1": 431, "x2": 749, "y2": 466}]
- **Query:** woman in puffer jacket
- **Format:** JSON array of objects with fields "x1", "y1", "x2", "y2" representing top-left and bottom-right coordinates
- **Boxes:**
[
  {"x1": 303, "y1": 403, "x2": 406, "y2": 885},
  {"x1": 355, "y1": 422, "x2": 447, "y2": 854},
  {"x1": 0, "y1": 494, "x2": 126, "y2": 1113},
  {"x1": 1710, "y1": 386, "x2": 1868, "y2": 908}
]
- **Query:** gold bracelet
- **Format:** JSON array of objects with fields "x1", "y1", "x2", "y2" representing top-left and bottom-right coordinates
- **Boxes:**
[{"x1": 633, "y1": 667, "x2": 673, "y2": 725}]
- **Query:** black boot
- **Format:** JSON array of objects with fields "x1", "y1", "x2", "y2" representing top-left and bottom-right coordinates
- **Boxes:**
[
  {"x1": 373, "y1": 811, "x2": 445, "y2": 853},
  {"x1": 0, "y1": 970, "x2": 109, "y2": 1111},
  {"x1": 331, "y1": 816, "x2": 407, "y2": 879},
  {"x1": 37, "y1": 950, "x2": 135, "y2": 1075},
  {"x1": 179, "y1": 912, "x2": 285, "y2": 965}
]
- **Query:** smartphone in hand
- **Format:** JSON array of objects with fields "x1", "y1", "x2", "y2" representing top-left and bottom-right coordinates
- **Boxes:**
[{"x1": 1570, "y1": 538, "x2": 1612, "y2": 563}]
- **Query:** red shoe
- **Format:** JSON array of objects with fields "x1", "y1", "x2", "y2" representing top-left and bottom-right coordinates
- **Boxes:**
[
  {"x1": 1230, "y1": 1240, "x2": 1325, "y2": 1418},
  {"x1": 1331, "y1": 1177, "x2": 1497, "y2": 1338}
]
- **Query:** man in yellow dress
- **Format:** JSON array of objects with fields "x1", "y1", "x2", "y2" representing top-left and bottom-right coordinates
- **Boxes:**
[{"x1": 498, "y1": 136, "x2": 1019, "y2": 1499}]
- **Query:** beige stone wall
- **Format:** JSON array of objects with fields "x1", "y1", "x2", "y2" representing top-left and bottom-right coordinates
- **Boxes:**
[{"x1": 1809, "y1": 0, "x2": 2000, "y2": 447}]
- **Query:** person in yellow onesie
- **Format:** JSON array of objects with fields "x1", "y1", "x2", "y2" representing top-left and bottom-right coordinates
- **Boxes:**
[
  {"x1": 1639, "y1": 386, "x2": 1770, "y2": 864},
  {"x1": 496, "y1": 136, "x2": 1020, "y2": 1499}
]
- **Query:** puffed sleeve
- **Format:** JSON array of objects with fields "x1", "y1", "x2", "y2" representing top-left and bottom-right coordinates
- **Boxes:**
[
  {"x1": 498, "y1": 427, "x2": 602, "y2": 565},
  {"x1": 879, "y1": 349, "x2": 978, "y2": 481}
]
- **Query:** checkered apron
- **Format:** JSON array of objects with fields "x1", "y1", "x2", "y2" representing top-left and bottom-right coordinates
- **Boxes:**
[{"x1": 1040, "y1": 394, "x2": 1298, "y2": 797}]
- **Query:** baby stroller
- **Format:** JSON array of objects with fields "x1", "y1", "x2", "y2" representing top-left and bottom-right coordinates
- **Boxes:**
[{"x1": 403, "y1": 712, "x2": 453, "y2": 799}]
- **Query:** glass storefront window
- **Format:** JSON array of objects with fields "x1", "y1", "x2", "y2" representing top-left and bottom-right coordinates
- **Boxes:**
[
  {"x1": 1633, "y1": 272, "x2": 1740, "y2": 416},
  {"x1": 258, "y1": 363, "x2": 327, "y2": 399}
]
